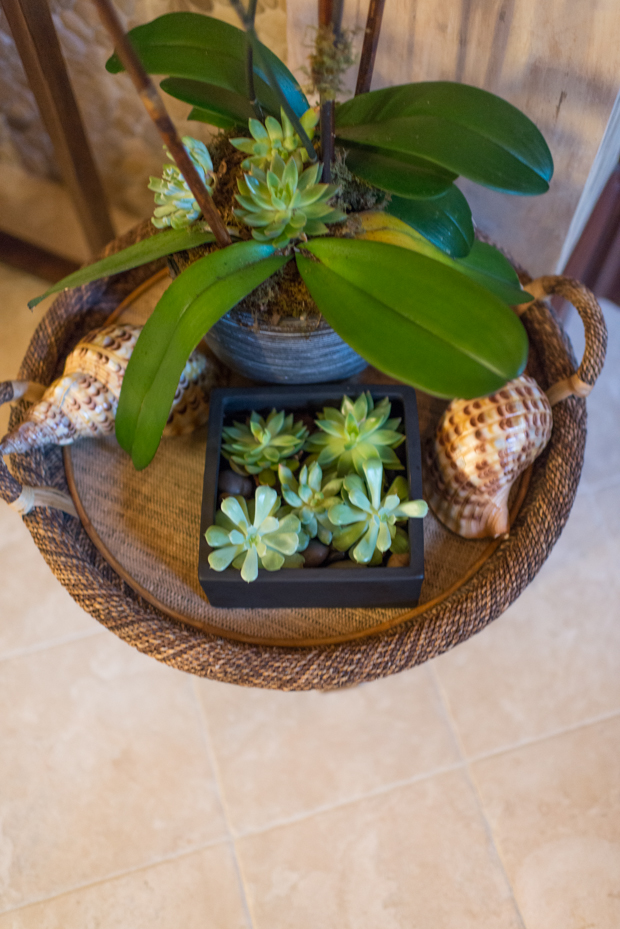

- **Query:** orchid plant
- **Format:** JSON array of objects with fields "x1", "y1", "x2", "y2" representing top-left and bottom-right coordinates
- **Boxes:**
[{"x1": 29, "y1": 2, "x2": 552, "y2": 471}]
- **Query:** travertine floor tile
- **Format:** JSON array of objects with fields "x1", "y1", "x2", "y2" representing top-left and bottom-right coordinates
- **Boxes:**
[
  {"x1": 0, "y1": 264, "x2": 52, "y2": 439},
  {"x1": 237, "y1": 770, "x2": 522, "y2": 929},
  {"x1": 0, "y1": 505, "x2": 95, "y2": 656},
  {"x1": 432, "y1": 437, "x2": 620, "y2": 757},
  {"x1": 196, "y1": 665, "x2": 460, "y2": 834},
  {"x1": 471, "y1": 716, "x2": 620, "y2": 929},
  {"x1": 0, "y1": 634, "x2": 227, "y2": 912},
  {"x1": 0, "y1": 845, "x2": 249, "y2": 929}
]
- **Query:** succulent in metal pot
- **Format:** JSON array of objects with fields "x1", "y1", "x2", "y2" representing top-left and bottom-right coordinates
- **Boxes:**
[
  {"x1": 234, "y1": 154, "x2": 346, "y2": 248},
  {"x1": 278, "y1": 461, "x2": 343, "y2": 545},
  {"x1": 221, "y1": 408, "x2": 308, "y2": 483},
  {"x1": 206, "y1": 486, "x2": 304, "y2": 583},
  {"x1": 148, "y1": 136, "x2": 215, "y2": 229},
  {"x1": 330, "y1": 460, "x2": 427, "y2": 564},
  {"x1": 231, "y1": 108, "x2": 319, "y2": 172},
  {"x1": 304, "y1": 391, "x2": 405, "y2": 476}
]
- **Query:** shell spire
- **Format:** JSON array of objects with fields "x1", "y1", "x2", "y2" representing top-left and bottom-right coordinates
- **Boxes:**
[
  {"x1": 425, "y1": 375, "x2": 553, "y2": 539},
  {"x1": 0, "y1": 324, "x2": 219, "y2": 456}
]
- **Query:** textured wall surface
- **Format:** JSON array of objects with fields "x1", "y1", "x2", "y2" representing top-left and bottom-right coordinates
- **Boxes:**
[
  {"x1": 0, "y1": 0, "x2": 287, "y2": 217},
  {"x1": 288, "y1": 0, "x2": 620, "y2": 277}
]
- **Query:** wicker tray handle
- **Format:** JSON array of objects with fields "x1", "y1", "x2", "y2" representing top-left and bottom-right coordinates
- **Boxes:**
[
  {"x1": 0, "y1": 380, "x2": 77, "y2": 514},
  {"x1": 519, "y1": 276, "x2": 608, "y2": 406}
]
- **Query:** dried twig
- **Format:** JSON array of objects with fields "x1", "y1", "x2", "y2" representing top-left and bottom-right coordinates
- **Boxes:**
[
  {"x1": 92, "y1": 0, "x2": 231, "y2": 247},
  {"x1": 355, "y1": 0, "x2": 386, "y2": 95}
]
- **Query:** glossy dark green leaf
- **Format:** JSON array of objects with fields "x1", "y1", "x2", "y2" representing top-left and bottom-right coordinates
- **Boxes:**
[
  {"x1": 188, "y1": 107, "x2": 240, "y2": 131},
  {"x1": 455, "y1": 240, "x2": 532, "y2": 305},
  {"x1": 162, "y1": 79, "x2": 255, "y2": 129},
  {"x1": 335, "y1": 82, "x2": 553, "y2": 195},
  {"x1": 106, "y1": 12, "x2": 308, "y2": 118},
  {"x1": 116, "y1": 241, "x2": 290, "y2": 469},
  {"x1": 386, "y1": 187, "x2": 474, "y2": 258},
  {"x1": 27, "y1": 226, "x2": 215, "y2": 310},
  {"x1": 344, "y1": 144, "x2": 456, "y2": 199},
  {"x1": 296, "y1": 238, "x2": 528, "y2": 398}
]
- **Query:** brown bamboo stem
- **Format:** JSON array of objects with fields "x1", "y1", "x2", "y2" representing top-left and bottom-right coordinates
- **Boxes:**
[
  {"x1": 355, "y1": 0, "x2": 386, "y2": 95},
  {"x1": 318, "y1": 0, "x2": 340, "y2": 183},
  {"x1": 92, "y1": 0, "x2": 231, "y2": 248}
]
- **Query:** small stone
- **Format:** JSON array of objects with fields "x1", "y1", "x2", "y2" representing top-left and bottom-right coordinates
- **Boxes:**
[
  {"x1": 218, "y1": 469, "x2": 254, "y2": 498},
  {"x1": 387, "y1": 552, "x2": 410, "y2": 568},
  {"x1": 302, "y1": 540, "x2": 330, "y2": 567},
  {"x1": 326, "y1": 549, "x2": 346, "y2": 565},
  {"x1": 327, "y1": 560, "x2": 367, "y2": 569}
]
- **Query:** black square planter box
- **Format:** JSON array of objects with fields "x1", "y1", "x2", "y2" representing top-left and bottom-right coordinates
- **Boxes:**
[{"x1": 198, "y1": 384, "x2": 424, "y2": 609}]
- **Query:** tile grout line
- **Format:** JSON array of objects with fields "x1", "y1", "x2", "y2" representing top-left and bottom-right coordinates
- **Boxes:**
[
  {"x1": 429, "y1": 662, "x2": 528, "y2": 929},
  {"x1": 230, "y1": 758, "x2": 468, "y2": 840},
  {"x1": 0, "y1": 839, "x2": 230, "y2": 917},
  {"x1": 190, "y1": 681, "x2": 257, "y2": 929},
  {"x1": 466, "y1": 706, "x2": 620, "y2": 765},
  {"x1": 0, "y1": 627, "x2": 106, "y2": 664}
]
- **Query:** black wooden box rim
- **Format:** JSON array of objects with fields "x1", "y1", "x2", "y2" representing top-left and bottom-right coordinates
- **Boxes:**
[{"x1": 198, "y1": 383, "x2": 424, "y2": 609}]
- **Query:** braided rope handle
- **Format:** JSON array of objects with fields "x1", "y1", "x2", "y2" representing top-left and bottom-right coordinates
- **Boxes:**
[
  {"x1": 517, "y1": 276, "x2": 608, "y2": 406},
  {"x1": 0, "y1": 380, "x2": 76, "y2": 515}
]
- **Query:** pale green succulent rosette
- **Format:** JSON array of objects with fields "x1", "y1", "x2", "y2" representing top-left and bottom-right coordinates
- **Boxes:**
[
  {"x1": 221, "y1": 409, "x2": 308, "y2": 483},
  {"x1": 304, "y1": 391, "x2": 405, "y2": 477},
  {"x1": 231, "y1": 107, "x2": 319, "y2": 172},
  {"x1": 206, "y1": 486, "x2": 304, "y2": 583},
  {"x1": 278, "y1": 461, "x2": 343, "y2": 546},
  {"x1": 330, "y1": 460, "x2": 428, "y2": 565},
  {"x1": 234, "y1": 154, "x2": 346, "y2": 248},
  {"x1": 148, "y1": 136, "x2": 215, "y2": 229}
]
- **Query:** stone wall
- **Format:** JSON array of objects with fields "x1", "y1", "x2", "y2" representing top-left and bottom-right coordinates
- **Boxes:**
[{"x1": 0, "y1": 0, "x2": 287, "y2": 218}]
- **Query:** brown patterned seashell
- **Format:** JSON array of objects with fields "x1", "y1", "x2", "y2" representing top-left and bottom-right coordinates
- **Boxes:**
[
  {"x1": 425, "y1": 375, "x2": 553, "y2": 539},
  {"x1": 0, "y1": 324, "x2": 219, "y2": 455}
]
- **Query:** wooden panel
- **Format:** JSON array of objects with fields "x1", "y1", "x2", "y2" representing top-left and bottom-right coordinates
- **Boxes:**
[
  {"x1": 1, "y1": 0, "x2": 115, "y2": 255},
  {"x1": 287, "y1": 0, "x2": 620, "y2": 276}
]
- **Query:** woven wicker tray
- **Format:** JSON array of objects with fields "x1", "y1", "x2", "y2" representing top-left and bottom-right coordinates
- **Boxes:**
[{"x1": 0, "y1": 222, "x2": 607, "y2": 688}]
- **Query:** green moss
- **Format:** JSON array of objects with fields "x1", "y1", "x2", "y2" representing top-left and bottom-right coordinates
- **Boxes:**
[{"x1": 171, "y1": 136, "x2": 385, "y2": 324}]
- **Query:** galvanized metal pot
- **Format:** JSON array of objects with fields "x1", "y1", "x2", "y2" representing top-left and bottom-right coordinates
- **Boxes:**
[{"x1": 205, "y1": 308, "x2": 368, "y2": 384}]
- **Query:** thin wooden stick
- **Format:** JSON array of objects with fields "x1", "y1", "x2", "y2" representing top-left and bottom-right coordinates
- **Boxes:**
[
  {"x1": 245, "y1": 0, "x2": 262, "y2": 119},
  {"x1": 355, "y1": 0, "x2": 386, "y2": 95},
  {"x1": 318, "y1": 0, "x2": 341, "y2": 183},
  {"x1": 228, "y1": 0, "x2": 317, "y2": 162},
  {"x1": 92, "y1": 0, "x2": 231, "y2": 248}
]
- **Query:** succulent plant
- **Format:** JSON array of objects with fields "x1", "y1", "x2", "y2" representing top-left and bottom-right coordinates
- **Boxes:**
[
  {"x1": 221, "y1": 408, "x2": 308, "y2": 482},
  {"x1": 330, "y1": 459, "x2": 427, "y2": 564},
  {"x1": 231, "y1": 108, "x2": 319, "y2": 172},
  {"x1": 304, "y1": 391, "x2": 405, "y2": 477},
  {"x1": 206, "y1": 486, "x2": 304, "y2": 583},
  {"x1": 148, "y1": 136, "x2": 215, "y2": 229},
  {"x1": 279, "y1": 461, "x2": 343, "y2": 545},
  {"x1": 234, "y1": 154, "x2": 346, "y2": 248}
]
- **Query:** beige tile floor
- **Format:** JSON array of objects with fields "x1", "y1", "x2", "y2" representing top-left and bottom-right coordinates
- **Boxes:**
[{"x1": 0, "y1": 256, "x2": 619, "y2": 928}]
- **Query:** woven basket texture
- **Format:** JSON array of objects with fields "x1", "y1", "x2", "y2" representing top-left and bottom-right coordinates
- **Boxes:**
[{"x1": 1, "y1": 221, "x2": 606, "y2": 689}]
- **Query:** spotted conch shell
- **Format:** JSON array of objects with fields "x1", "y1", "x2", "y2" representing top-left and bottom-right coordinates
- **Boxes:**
[
  {"x1": 0, "y1": 324, "x2": 219, "y2": 455},
  {"x1": 425, "y1": 375, "x2": 553, "y2": 539}
]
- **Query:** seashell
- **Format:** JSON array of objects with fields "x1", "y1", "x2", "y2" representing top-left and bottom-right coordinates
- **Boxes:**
[
  {"x1": 425, "y1": 375, "x2": 553, "y2": 539},
  {"x1": 0, "y1": 324, "x2": 219, "y2": 455}
]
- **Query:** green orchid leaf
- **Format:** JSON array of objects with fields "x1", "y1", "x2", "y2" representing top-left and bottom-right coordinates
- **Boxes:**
[
  {"x1": 116, "y1": 241, "x2": 290, "y2": 469},
  {"x1": 336, "y1": 81, "x2": 553, "y2": 195},
  {"x1": 188, "y1": 107, "x2": 240, "y2": 131},
  {"x1": 454, "y1": 240, "x2": 532, "y2": 305},
  {"x1": 296, "y1": 238, "x2": 528, "y2": 399},
  {"x1": 162, "y1": 79, "x2": 256, "y2": 129},
  {"x1": 106, "y1": 12, "x2": 309, "y2": 118},
  {"x1": 344, "y1": 144, "x2": 456, "y2": 200},
  {"x1": 386, "y1": 186, "x2": 474, "y2": 258},
  {"x1": 27, "y1": 226, "x2": 215, "y2": 310}
]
